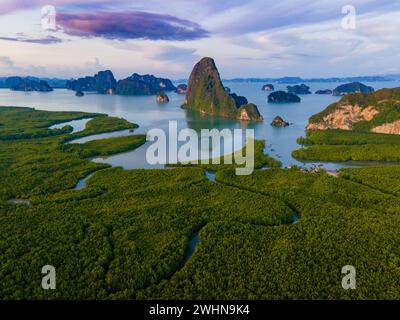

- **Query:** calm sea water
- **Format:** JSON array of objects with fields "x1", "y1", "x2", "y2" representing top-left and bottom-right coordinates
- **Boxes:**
[{"x1": 1, "y1": 81, "x2": 399, "y2": 170}]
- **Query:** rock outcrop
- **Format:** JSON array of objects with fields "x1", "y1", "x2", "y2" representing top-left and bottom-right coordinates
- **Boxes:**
[
  {"x1": 333, "y1": 82, "x2": 374, "y2": 96},
  {"x1": 262, "y1": 84, "x2": 275, "y2": 91},
  {"x1": 156, "y1": 92, "x2": 169, "y2": 104},
  {"x1": 67, "y1": 70, "x2": 116, "y2": 94},
  {"x1": 183, "y1": 57, "x2": 263, "y2": 122},
  {"x1": 372, "y1": 120, "x2": 400, "y2": 134},
  {"x1": 237, "y1": 104, "x2": 264, "y2": 122},
  {"x1": 315, "y1": 89, "x2": 333, "y2": 95},
  {"x1": 9, "y1": 77, "x2": 53, "y2": 92},
  {"x1": 287, "y1": 84, "x2": 311, "y2": 95},
  {"x1": 116, "y1": 73, "x2": 176, "y2": 95},
  {"x1": 75, "y1": 90, "x2": 84, "y2": 97},
  {"x1": 268, "y1": 91, "x2": 301, "y2": 103},
  {"x1": 307, "y1": 105, "x2": 379, "y2": 131},
  {"x1": 271, "y1": 116, "x2": 289, "y2": 127}
]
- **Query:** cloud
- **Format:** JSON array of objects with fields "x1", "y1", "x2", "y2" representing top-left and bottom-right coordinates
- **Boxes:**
[
  {"x1": 150, "y1": 46, "x2": 197, "y2": 60},
  {"x1": 57, "y1": 11, "x2": 209, "y2": 41},
  {"x1": 0, "y1": 35, "x2": 63, "y2": 44},
  {"x1": 0, "y1": 56, "x2": 14, "y2": 67}
]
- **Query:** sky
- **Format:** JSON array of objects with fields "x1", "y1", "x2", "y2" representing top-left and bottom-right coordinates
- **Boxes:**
[{"x1": 0, "y1": 0, "x2": 399, "y2": 79}]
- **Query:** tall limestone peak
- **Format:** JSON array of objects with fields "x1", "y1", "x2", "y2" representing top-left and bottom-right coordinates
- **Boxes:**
[{"x1": 184, "y1": 57, "x2": 263, "y2": 122}]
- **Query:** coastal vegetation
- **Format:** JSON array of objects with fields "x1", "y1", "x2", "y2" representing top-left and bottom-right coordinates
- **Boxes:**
[{"x1": 2, "y1": 106, "x2": 400, "y2": 300}]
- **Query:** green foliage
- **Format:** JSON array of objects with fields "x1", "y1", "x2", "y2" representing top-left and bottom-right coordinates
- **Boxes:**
[
  {"x1": 292, "y1": 144, "x2": 400, "y2": 162},
  {"x1": 298, "y1": 130, "x2": 400, "y2": 146},
  {"x1": 340, "y1": 166, "x2": 400, "y2": 196},
  {"x1": 0, "y1": 106, "x2": 99, "y2": 140},
  {"x1": 2, "y1": 106, "x2": 400, "y2": 300},
  {"x1": 64, "y1": 116, "x2": 138, "y2": 142},
  {"x1": 61, "y1": 135, "x2": 147, "y2": 158},
  {"x1": 167, "y1": 139, "x2": 282, "y2": 171}
]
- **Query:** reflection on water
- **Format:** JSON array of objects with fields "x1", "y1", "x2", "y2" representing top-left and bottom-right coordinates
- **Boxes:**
[{"x1": 1, "y1": 80, "x2": 399, "y2": 170}]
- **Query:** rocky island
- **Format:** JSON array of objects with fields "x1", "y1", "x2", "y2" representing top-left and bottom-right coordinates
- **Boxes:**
[
  {"x1": 271, "y1": 116, "x2": 290, "y2": 127},
  {"x1": 156, "y1": 92, "x2": 169, "y2": 104},
  {"x1": 306, "y1": 88, "x2": 400, "y2": 134},
  {"x1": 287, "y1": 84, "x2": 312, "y2": 95},
  {"x1": 116, "y1": 73, "x2": 176, "y2": 95},
  {"x1": 315, "y1": 89, "x2": 333, "y2": 95},
  {"x1": 262, "y1": 84, "x2": 275, "y2": 91},
  {"x1": 333, "y1": 82, "x2": 375, "y2": 96},
  {"x1": 268, "y1": 91, "x2": 301, "y2": 103},
  {"x1": 183, "y1": 57, "x2": 263, "y2": 122},
  {"x1": 175, "y1": 84, "x2": 187, "y2": 95}
]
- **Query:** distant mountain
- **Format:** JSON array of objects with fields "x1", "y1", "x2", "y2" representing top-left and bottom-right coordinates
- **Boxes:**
[
  {"x1": 224, "y1": 75, "x2": 400, "y2": 83},
  {"x1": 2, "y1": 77, "x2": 53, "y2": 92},
  {"x1": 0, "y1": 76, "x2": 66, "y2": 89}
]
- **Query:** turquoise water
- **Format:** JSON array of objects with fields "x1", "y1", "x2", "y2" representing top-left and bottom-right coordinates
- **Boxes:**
[{"x1": 1, "y1": 80, "x2": 399, "y2": 170}]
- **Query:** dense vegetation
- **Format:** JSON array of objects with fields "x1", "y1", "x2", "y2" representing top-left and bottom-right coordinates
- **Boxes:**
[
  {"x1": 2, "y1": 106, "x2": 400, "y2": 300},
  {"x1": 293, "y1": 143, "x2": 400, "y2": 162}
]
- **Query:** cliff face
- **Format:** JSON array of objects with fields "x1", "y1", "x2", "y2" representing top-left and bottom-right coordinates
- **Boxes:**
[
  {"x1": 184, "y1": 57, "x2": 263, "y2": 122},
  {"x1": 307, "y1": 105, "x2": 379, "y2": 131},
  {"x1": 372, "y1": 120, "x2": 400, "y2": 134},
  {"x1": 307, "y1": 88, "x2": 400, "y2": 134}
]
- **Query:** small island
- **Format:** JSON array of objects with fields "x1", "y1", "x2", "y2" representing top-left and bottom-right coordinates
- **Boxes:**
[
  {"x1": 287, "y1": 84, "x2": 311, "y2": 95},
  {"x1": 156, "y1": 92, "x2": 170, "y2": 104},
  {"x1": 175, "y1": 84, "x2": 187, "y2": 95},
  {"x1": 333, "y1": 82, "x2": 374, "y2": 96},
  {"x1": 268, "y1": 91, "x2": 301, "y2": 103},
  {"x1": 271, "y1": 116, "x2": 290, "y2": 127},
  {"x1": 262, "y1": 84, "x2": 275, "y2": 91},
  {"x1": 315, "y1": 89, "x2": 333, "y2": 95}
]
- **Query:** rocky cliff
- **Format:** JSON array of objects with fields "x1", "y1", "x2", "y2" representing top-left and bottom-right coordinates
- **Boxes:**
[
  {"x1": 307, "y1": 88, "x2": 400, "y2": 134},
  {"x1": 183, "y1": 57, "x2": 263, "y2": 122}
]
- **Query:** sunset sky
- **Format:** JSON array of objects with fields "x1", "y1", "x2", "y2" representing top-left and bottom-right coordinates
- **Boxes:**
[{"x1": 0, "y1": 0, "x2": 399, "y2": 79}]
